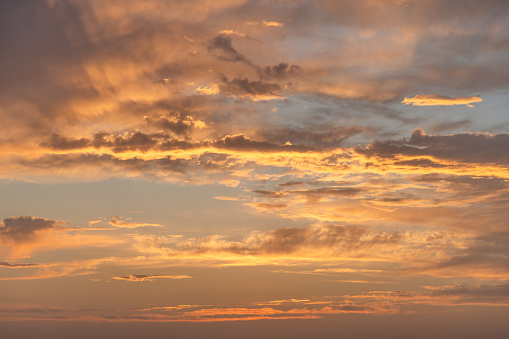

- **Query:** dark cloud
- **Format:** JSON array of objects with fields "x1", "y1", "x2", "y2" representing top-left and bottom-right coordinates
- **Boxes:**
[
  {"x1": 41, "y1": 132, "x2": 162, "y2": 153},
  {"x1": 207, "y1": 34, "x2": 252, "y2": 65},
  {"x1": 355, "y1": 283, "x2": 509, "y2": 306},
  {"x1": 19, "y1": 153, "x2": 190, "y2": 176},
  {"x1": 393, "y1": 158, "x2": 449, "y2": 168},
  {"x1": 404, "y1": 229, "x2": 509, "y2": 279},
  {"x1": 144, "y1": 113, "x2": 200, "y2": 135},
  {"x1": 277, "y1": 181, "x2": 308, "y2": 187},
  {"x1": 250, "y1": 190, "x2": 286, "y2": 198},
  {"x1": 258, "y1": 63, "x2": 303, "y2": 80},
  {"x1": 431, "y1": 283, "x2": 509, "y2": 300},
  {"x1": 97, "y1": 132, "x2": 159, "y2": 153},
  {"x1": 41, "y1": 134, "x2": 92, "y2": 150},
  {"x1": 0, "y1": 261, "x2": 40, "y2": 268},
  {"x1": 0, "y1": 0, "x2": 96, "y2": 129},
  {"x1": 218, "y1": 75, "x2": 281, "y2": 99},
  {"x1": 357, "y1": 128, "x2": 509, "y2": 165},
  {"x1": 190, "y1": 224, "x2": 405, "y2": 256},
  {"x1": 0, "y1": 216, "x2": 62, "y2": 243},
  {"x1": 259, "y1": 126, "x2": 372, "y2": 148},
  {"x1": 213, "y1": 134, "x2": 313, "y2": 152},
  {"x1": 290, "y1": 187, "x2": 363, "y2": 204},
  {"x1": 426, "y1": 119, "x2": 471, "y2": 133},
  {"x1": 40, "y1": 130, "x2": 317, "y2": 154}
]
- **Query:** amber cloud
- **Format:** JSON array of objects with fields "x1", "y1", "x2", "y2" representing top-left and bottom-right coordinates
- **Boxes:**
[{"x1": 1, "y1": 1, "x2": 509, "y2": 338}]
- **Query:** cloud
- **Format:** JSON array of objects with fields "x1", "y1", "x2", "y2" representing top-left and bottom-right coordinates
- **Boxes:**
[
  {"x1": 171, "y1": 224, "x2": 419, "y2": 259},
  {"x1": 213, "y1": 134, "x2": 312, "y2": 152},
  {"x1": 0, "y1": 216, "x2": 63, "y2": 243},
  {"x1": 347, "y1": 283, "x2": 509, "y2": 307},
  {"x1": 218, "y1": 75, "x2": 283, "y2": 101},
  {"x1": 258, "y1": 126, "x2": 372, "y2": 148},
  {"x1": 258, "y1": 63, "x2": 303, "y2": 80},
  {"x1": 207, "y1": 34, "x2": 252, "y2": 65},
  {"x1": 262, "y1": 20, "x2": 284, "y2": 27},
  {"x1": 1, "y1": 298, "x2": 395, "y2": 322},
  {"x1": 144, "y1": 113, "x2": 207, "y2": 135},
  {"x1": 248, "y1": 20, "x2": 285, "y2": 27},
  {"x1": 406, "y1": 230, "x2": 509, "y2": 280},
  {"x1": 0, "y1": 261, "x2": 41, "y2": 268},
  {"x1": 402, "y1": 94, "x2": 483, "y2": 107},
  {"x1": 112, "y1": 274, "x2": 191, "y2": 282},
  {"x1": 0, "y1": 216, "x2": 123, "y2": 258},
  {"x1": 109, "y1": 217, "x2": 162, "y2": 229},
  {"x1": 218, "y1": 29, "x2": 246, "y2": 37},
  {"x1": 357, "y1": 128, "x2": 509, "y2": 165}
]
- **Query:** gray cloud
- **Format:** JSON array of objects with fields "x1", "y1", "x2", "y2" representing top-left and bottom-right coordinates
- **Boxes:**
[
  {"x1": 188, "y1": 224, "x2": 406, "y2": 256},
  {"x1": 258, "y1": 63, "x2": 303, "y2": 80},
  {"x1": 213, "y1": 134, "x2": 313, "y2": 152},
  {"x1": 0, "y1": 261, "x2": 40, "y2": 268},
  {"x1": 351, "y1": 283, "x2": 509, "y2": 306},
  {"x1": 259, "y1": 126, "x2": 373, "y2": 148},
  {"x1": 218, "y1": 75, "x2": 282, "y2": 99},
  {"x1": 41, "y1": 131, "x2": 315, "y2": 153},
  {"x1": 144, "y1": 114, "x2": 198, "y2": 135},
  {"x1": 0, "y1": 216, "x2": 63, "y2": 243},
  {"x1": 207, "y1": 34, "x2": 253, "y2": 65},
  {"x1": 357, "y1": 128, "x2": 509, "y2": 165}
]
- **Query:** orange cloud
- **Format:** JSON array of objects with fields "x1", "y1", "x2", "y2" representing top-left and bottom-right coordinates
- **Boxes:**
[
  {"x1": 0, "y1": 216, "x2": 123, "y2": 258},
  {"x1": 112, "y1": 274, "x2": 191, "y2": 282},
  {"x1": 401, "y1": 94, "x2": 482, "y2": 106},
  {"x1": 109, "y1": 217, "x2": 162, "y2": 228}
]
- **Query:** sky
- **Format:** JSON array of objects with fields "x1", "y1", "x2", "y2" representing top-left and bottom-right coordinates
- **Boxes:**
[{"x1": 1, "y1": 0, "x2": 509, "y2": 338}]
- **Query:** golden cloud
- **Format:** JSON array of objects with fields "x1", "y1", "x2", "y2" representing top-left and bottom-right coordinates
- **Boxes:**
[{"x1": 401, "y1": 94, "x2": 483, "y2": 107}]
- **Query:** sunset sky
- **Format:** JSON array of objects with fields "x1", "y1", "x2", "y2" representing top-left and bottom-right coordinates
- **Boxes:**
[{"x1": 2, "y1": 1, "x2": 509, "y2": 338}]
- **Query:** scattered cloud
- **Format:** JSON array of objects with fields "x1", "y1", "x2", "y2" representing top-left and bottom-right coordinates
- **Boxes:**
[{"x1": 2, "y1": 0, "x2": 509, "y2": 329}]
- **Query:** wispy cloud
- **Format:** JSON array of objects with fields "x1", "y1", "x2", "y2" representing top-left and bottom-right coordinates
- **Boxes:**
[
  {"x1": 109, "y1": 217, "x2": 162, "y2": 229},
  {"x1": 112, "y1": 274, "x2": 191, "y2": 282},
  {"x1": 402, "y1": 94, "x2": 482, "y2": 107}
]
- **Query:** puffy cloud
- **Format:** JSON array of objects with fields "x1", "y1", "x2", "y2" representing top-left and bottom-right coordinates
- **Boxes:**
[
  {"x1": 401, "y1": 94, "x2": 482, "y2": 107},
  {"x1": 217, "y1": 75, "x2": 283, "y2": 101},
  {"x1": 144, "y1": 114, "x2": 207, "y2": 135},
  {"x1": 141, "y1": 223, "x2": 464, "y2": 266},
  {"x1": 0, "y1": 216, "x2": 123, "y2": 258},
  {"x1": 258, "y1": 63, "x2": 303, "y2": 80},
  {"x1": 0, "y1": 216, "x2": 63, "y2": 243}
]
